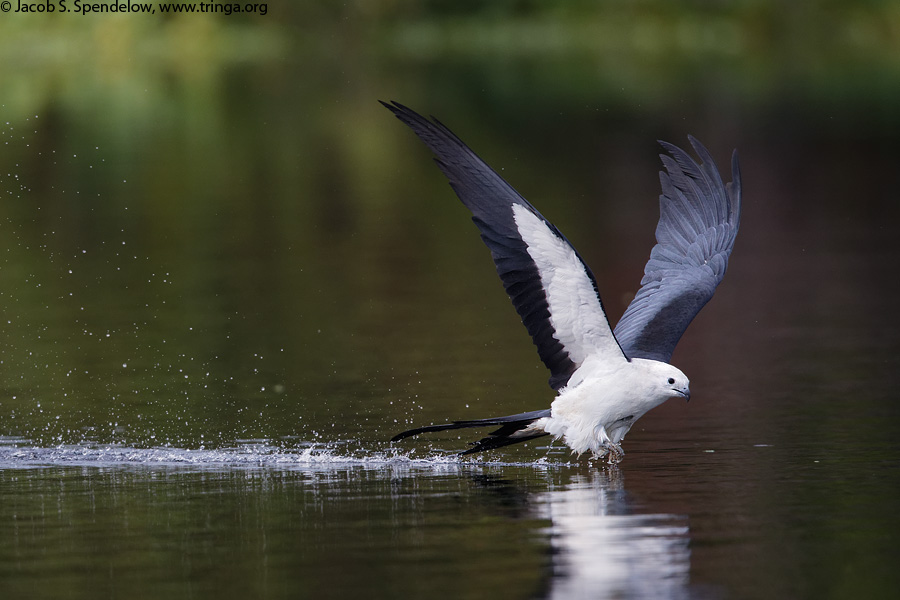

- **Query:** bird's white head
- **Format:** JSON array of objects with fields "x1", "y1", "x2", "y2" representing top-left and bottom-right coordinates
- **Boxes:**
[{"x1": 641, "y1": 360, "x2": 691, "y2": 403}]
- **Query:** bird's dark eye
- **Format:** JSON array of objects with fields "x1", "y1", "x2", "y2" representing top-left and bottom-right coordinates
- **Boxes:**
[{"x1": 667, "y1": 377, "x2": 675, "y2": 384}]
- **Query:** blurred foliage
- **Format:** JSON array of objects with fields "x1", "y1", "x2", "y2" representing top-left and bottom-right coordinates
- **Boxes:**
[{"x1": 0, "y1": 1, "x2": 899, "y2": 128}]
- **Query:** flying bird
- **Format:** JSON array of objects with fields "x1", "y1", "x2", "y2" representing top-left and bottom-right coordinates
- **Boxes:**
[{"x1": 382, "y1": 101, "x2": 741, "y2": 463}]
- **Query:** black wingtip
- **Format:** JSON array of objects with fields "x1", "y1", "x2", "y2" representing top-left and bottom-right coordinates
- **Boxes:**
[
  {"x1": 379, "y1": 99, "x2": 403, "y2": 116},
  {"x1": 380, "y1": 99, "x2": 421, "y2": 120}
]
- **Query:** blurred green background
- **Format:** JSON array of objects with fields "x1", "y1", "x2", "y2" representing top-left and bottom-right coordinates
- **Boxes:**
[{"x1": 1, "y1": 0, "x2": 898, "y2": 449}]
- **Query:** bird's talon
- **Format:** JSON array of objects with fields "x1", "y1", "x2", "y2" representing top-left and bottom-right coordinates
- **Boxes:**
[{"x1": 605, "y1": 443, "x2": 624, "y2": 465}]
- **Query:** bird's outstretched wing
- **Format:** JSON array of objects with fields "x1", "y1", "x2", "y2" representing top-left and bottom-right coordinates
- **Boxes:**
[
  {"x1": 382, "y1": 101, "x2": 626, "y2": 390},
  {"x1": 614, "y1": 137, "x2": 741, "y2": 363}
]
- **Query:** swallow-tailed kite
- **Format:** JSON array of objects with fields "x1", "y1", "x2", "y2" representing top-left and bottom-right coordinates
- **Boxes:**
[{"x1": 383, "y1": 101, "x2": 741, "y2": 464}]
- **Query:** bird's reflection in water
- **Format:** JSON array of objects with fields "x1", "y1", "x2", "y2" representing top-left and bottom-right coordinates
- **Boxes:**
[{"x1": 535, "y1": 468, "x2": 691, "y2": 600}]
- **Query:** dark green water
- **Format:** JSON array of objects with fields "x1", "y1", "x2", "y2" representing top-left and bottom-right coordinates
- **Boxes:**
[{"x1": 2, "y1": 3, "x2": 900, "y2": 598}]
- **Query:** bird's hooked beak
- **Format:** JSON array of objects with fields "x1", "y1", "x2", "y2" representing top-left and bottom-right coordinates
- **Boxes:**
[{"x1": 672, "y1": 386, "x2": 691, "y2": 402}]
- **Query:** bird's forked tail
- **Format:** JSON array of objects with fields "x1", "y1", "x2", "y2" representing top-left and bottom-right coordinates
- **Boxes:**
[{"x1": 391, "y1": 409, "x2": 551, "y2": 455}]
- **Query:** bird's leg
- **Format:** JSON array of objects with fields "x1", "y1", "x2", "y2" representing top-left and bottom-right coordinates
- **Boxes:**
[{"x1": 592, "y1": 426, "x2": 625, "y2": 464}]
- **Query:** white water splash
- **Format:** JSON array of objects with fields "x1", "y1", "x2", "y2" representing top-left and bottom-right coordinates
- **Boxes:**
[{"x1": 0, "y1": 437, "x2": 564, "y2": 471}]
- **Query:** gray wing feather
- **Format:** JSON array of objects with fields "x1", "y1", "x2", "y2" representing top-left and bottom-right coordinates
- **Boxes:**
[
  {"x1": 613, "y1": 136, "x2": 741, "y2": 363},
  {"x1": 382, "y1": 101, "x2": 623, "y2": 390}
]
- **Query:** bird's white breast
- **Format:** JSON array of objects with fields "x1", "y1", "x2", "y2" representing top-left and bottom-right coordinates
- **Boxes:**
[{"x1": 542, "y1": 358, "x2": 674, "y2": 456}]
